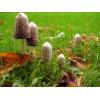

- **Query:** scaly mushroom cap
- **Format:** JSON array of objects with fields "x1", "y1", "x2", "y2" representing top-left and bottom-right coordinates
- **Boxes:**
[
  {"x1": 41, "y1": 42, "x2": 52, "y2": 62},
  {"x1": 57, "y1": 54, "x2": 65, "y2": 68},
  {"x1": 15, "y1": 13, "x2": 30, "y2": 39},
  {"x1": 26, "y1": 22, "x2": 38, "y2": 46}
]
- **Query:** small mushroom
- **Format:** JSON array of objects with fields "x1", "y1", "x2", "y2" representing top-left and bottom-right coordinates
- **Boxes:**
[
  {"x1": 56, "y1": 32, "x2": 64, "y2": 38},
  {"x1": 41, "y1": 42, "x2": 52, "y2": 63},
  {"x1": 14, "y1": 13, "x2": 30, "y2": 53},
  {"x1": 57, "y1": 54, "x2": 65, "y2": 68},
  {"x1": 74, "y1": 33, "x2": 82, "y2": 45},
  {"x1": 26, "y1": 22, "x2": 38, "y2": 55}
]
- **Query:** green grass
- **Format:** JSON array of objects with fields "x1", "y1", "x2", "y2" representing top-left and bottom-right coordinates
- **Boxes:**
[{"x1": 0, "y1": 12, "x2": 100, "y2": 87}]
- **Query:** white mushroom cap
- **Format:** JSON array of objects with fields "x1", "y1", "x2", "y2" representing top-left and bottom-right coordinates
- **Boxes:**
[
  {"x1": 17, "y1": 13, "x2": 28, "y2": 20},
  {"x1": 74, "y1": 33, "x2": 82, "y2": 44},
  {"x1": 56, "y1": 32, "x2": 64, "y2": 38},
  {"x1": 41, "y1": 42, "x2": 52, "y2": 62},
  {"x1": 29, "y1": 22, "x2": 38, "y2": 36},
  {"x1": 57, "y1": 54, "x2": 65, "y2": 68}
]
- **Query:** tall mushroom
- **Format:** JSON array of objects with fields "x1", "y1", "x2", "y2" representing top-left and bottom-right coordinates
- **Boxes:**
[
  {"x1": 14, "y1": 13, "x2": 30, "y2": 53},
  {"x1": 41, "y1": 42, "x2": 52, "y2": 63},
  {"x1": 26, "y1": 22, "x2": 38, "y2": 55}
]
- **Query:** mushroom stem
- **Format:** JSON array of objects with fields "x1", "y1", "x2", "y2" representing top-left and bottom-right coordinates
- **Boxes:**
[
  {"x1": 29, "y1": 47, "x2": 35, "y2": 57},
  {"x1": 21, "y1": 39, "x2": 26, "y2": 53}
]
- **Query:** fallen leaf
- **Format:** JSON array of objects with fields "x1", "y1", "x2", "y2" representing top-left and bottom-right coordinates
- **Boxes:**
[
  {"x1": 68, "y1": 56, "x2": 91, "y2": 70},
  {"x1": 82, "y1": 33, "x2": 99, "y2": 42},
  {"x1": 67, "y1": 71, "x2": 77, "y2": 87},
  {"x1": 58, "y1": 71, "x2": 77, "y2": 87},
  {"x1": 58, "y1": 71, "x2": 84, "y2": 87},
  {"x1": 0, "y1": 52, "x2": 32, "y2": 76},
  {"x1": 89, "y1": 33, "x2": 99, "y2": 42},
  {"x1": 0, "y1": 52, "x2": 31, "y2": 66},
  {"x1": 82, "y1": 33, "x2": 89, "y2": 42},
  {"x1": 58, "y1": 72, "x2": 70, "y2": 87}
]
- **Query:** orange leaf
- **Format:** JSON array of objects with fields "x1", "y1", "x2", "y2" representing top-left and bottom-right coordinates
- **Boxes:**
[
  {"x1": 0, "y1": 52, "x2": 31, "y2": 65},
  {"x1": 0, "y1": 52, "x2": 32, "y2": 76}
]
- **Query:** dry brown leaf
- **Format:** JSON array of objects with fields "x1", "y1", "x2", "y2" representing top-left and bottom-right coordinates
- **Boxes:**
[
  {"x1": 58, "y1": 71, "x2": 84, "y2": 87},
  {"x1": 89, "y1": 33, "x2": 99, "y2": 42},
  {"x1": 58, "y1": 71, "x2": 77, "y2": 87},
  {"x1": 67, "y1": 71, "x2": 77, "y2": 87},
  {"x1": 82, "y1": 33, "x2": 99, "y2": 42},
  {"x1": 82, "y1": 33, "x2": 89, "y2": 42},
  {"x1": 58, "y1": 72, "x2": 70, "y2": 87},
  {"x1": 68, "y1": 56, "x2": 91, "y2": 70},
  {"x1": 0, "y1": 52, "x2": 32, "y2": 76},
  {"x1": 0, "y1": 52, "x2": 31, "y2": 65}
]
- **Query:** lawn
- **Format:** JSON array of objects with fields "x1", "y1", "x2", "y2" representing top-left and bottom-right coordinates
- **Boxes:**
[{"x1": 0, "y1": 12, "x2": 100, "y2": 87}]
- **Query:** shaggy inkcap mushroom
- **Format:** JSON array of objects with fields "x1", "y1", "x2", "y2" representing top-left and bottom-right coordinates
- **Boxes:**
[
  {"x1": 57, "y1": 54, "x2": 65, "y2": 68},
  {"x1": 26, "y1": 22, "x2": 38, "y2": 46},
  {"x1": 14, "y1": 13, "x2": 30, "y2": 53},
  {"x1": 41, "y1": 42, "x2": 52, "y2": 63},
  {"x1": 74, "y1": 33, "x2": 82, "y2": 44},
  {"x1": 15, "y1": 13, "x2": 29, "y2": 39}
]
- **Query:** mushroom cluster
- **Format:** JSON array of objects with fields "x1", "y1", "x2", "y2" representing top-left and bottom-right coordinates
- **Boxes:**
[
  {"x1": 14, "y1": 13, "x2": 85, "y2": 68},
  {"x1": 14, "y1": 13, "x2": 66, "y2": 65},
  {"x1": 14, "y1": 13, "x2": 38, "y2": 54}
]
